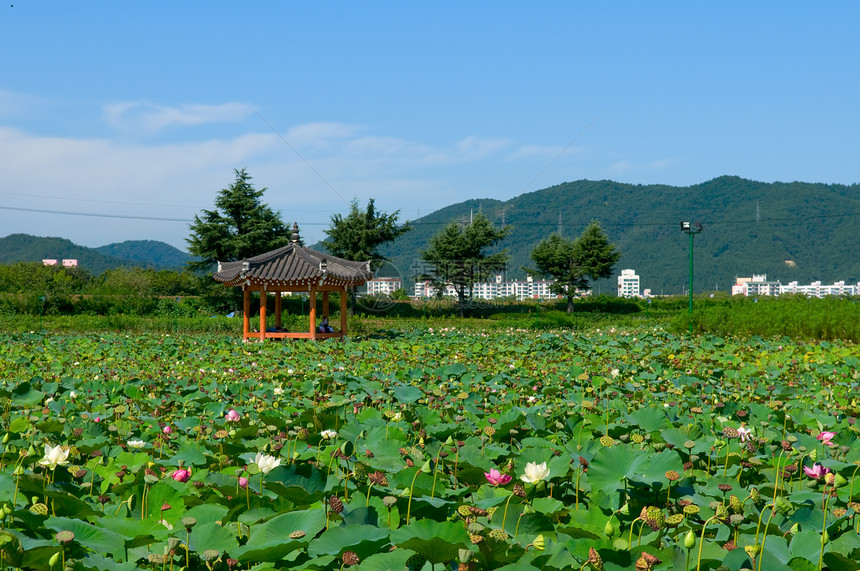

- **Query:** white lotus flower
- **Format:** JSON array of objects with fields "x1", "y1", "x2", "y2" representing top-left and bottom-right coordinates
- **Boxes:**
[
  {"x1": 320, "y1": 430, "x2": 338, "y2": 440},
  {"x1": 254, "y1": 452, "x2": 281, "y2": 474},
  {"x1": 520, "y1": 461, "x2": 549, "y2": 484},
  {"x1": 127, "y1": 440, "x2": 146, "y2": 449},
  {"x1": 38, "y1": 444, "x2": 70, "y2": 470}
]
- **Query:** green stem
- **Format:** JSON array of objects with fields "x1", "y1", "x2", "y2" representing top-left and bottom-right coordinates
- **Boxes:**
[
  {"x1": 405, "y1": 468, "x2": 421, "y2": 525},
  {"x1": 819, "y1": 485, "x2": 832, "y2": 571},
  {"x1": 696, "y1": 516, "x2": 718, "y2": 571},
  {"x1": 501, "y1": 491, "x2": 515, "y2": 532}
]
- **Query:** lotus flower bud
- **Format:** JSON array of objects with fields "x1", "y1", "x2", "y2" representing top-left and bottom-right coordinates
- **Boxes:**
[
  {"x1": 604, "y1": 519, "x2": 614, "y2": 537},
  {"x1": 684, "y1": 530, "x2": 696, "y2": 549}
]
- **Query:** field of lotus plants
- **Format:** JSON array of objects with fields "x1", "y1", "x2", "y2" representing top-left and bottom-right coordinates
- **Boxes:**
[{"x1": 1, "y1": 326, "x2": 859, "y2": 570}]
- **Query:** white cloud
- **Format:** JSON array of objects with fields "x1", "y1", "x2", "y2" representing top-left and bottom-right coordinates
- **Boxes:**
[
  {"x1": 0, "y1": 119, "x2": 545, "y2": 248},
  {"x1": 104, "y1": 101, "x2": 257, "y2": 133},
  {"x1": 0, "y1": 89, "x2": 45, "y2": 119}
]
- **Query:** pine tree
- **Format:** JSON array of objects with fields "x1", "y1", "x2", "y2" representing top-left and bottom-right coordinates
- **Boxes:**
[
  {"x1": 529, "y1": 220, "x2": 620, "y2": 312},
  {"x1": 186, "y1": 169, "x2": 289, "y2": 271},
  {"x1": 421, "y1": 213, "x2": 509, "y2": 316}
]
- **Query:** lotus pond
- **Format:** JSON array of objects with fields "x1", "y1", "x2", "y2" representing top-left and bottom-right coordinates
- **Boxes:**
[{"x1": 0, "y1": 328, "x2": 859, "y2": 571}]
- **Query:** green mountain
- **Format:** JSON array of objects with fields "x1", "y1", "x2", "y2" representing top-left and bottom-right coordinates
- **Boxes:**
[
  {"x1": 377, "y1": 176, "x2": 860, "y2": 295},
  {"x1": 0, "y1": 234, "x2": 191, "y2": 275},
  {"x1": 94, "y1": 240, "x2": 191, "y2": 269}
]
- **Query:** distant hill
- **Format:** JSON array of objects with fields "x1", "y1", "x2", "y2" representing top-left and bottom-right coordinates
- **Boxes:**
[
  {"x1": 0, "y1": 234, "x2": 192, "y2": 274},
  {"x1": 373, "y1": 176, "x2": 860, "y2": 295},
  {"x1": 95, "y1": 240, "x2": 191, "y2": 269}
]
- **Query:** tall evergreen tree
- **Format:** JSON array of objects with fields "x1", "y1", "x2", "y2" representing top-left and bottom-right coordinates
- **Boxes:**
[
  {"x1": 323, "y1": 199, "x2": 411, "y2": 270},
  {"x1": 421, "y1": 213, "x2": 510, "y2": 315},
  {"x1": 186, "y1": 169, "x2": 289, "y2": 271},
  {"x1": 323, "y1": 198, "x2": 411, "y2": 313},
  {"x1": 529, "y1": 220, "x2": 620, "y2": 312}
]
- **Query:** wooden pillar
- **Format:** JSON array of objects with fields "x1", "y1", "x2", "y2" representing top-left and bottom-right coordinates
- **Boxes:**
[
  {"x1": 322, "y1": 291, "x2": 330, "y2": 321},
  {"x1": 340, "y1": 286, "x2": 348, "y2": 335},
  {"x1": 259, "y1": 290, "x2": 267, "y2": 342},
  {"x1": 274, "y1": 292, "x2": 282, "y2": 329},
  {"x1": 309, "y1": 286, "x2": 317, "y2": 340},
  {"x1": 243, "y1": 288, "x2": 250, "y2": 339}
]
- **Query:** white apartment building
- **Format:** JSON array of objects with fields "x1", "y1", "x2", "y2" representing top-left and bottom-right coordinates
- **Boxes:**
[
  {"x1": 366, "y1": 277, "x2": 402, "y2": 295},
  {"x1": 732, "y1": 274, "x2": 858, "y2": 298},
  {"x1": 617, "y1": 269, "x2": 640, "y2": 298},
  {"x1": 414, "y1": 274, "x2": 559, "y2": 301}
]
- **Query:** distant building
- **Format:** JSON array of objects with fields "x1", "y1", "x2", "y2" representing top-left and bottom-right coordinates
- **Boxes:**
[
  {"x1": 617, "y1": 269, "x2": 640, "y2": 298},
  {"x1": 732, "y1": 274, "x2": 781, "y2": 296},
  {"x1": 414, "y1": 274, "x2": 559, "y2": 301},
  {"x1": 732, "y1": 274, "x2": 858, "y2": 298},
  {"x1": 42, "y1": 259, "x2": 78, "y2": 267},
  {"x1": 366, "y1": 277, "x2": 402, "y2": 295}
]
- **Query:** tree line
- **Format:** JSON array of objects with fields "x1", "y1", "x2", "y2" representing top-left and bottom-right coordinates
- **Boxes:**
[
  {"x1": 187, "y1": 169, "x2": 621, "y2": 315},
  {"x1": 0, "y1": 169, "x2": 622, "y2": 317}
]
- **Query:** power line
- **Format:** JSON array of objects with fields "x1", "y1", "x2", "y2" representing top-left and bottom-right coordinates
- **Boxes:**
[
  {"x1": 255, "y1": 111, "x2": 350, "y2": 206},
  {"x1": 2, "y1": 203, "x2": 855, "y2": 229},
  {"x1": 0, "y1": 205, "x2": 332, "y2": 225}
]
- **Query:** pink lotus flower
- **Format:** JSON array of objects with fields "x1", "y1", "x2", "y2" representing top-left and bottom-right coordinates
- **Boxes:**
[
  {"x1": 238, "y1": 476, "x2": 249, "y2": 488},
  {"x1": 737, "y1": 426, "x2": 752, "y2": 443},
  {"x1": 162, "y1": 425, "x2": 172, "y2": 434},
  {"x1": 171, "y1": 468, "x2": 191, "y2": 483},
  {"x1": 484, "y1": 468, "x2": 512, "y2": 486},
  {"x1": 225, "y1": 409, "x2": 241, "y2": 422},
  {"x1": 817, "y1": 431, "x2": 836, "y2": 446},
  {"x1": 803, "y1": 463, "x2": 830, "y2": 480}
]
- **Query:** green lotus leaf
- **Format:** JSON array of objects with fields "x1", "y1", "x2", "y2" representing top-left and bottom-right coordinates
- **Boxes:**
[
  {"x1": 188, "y1": 521, "x2": 239, "y2": 555},
  {"x1": 77, "y1": 553, "x2": 140, "y2": 570},
  {"x1": 390, "y1": 519, "x2": 471, "y2": 564},
  {"x1": 354, "y1": 548, "x2": 412, "y2": 571},
  {"x1": 45, "y1": 516, "x2": 126, "y2": 556},
  {"x1": 307, "y1": 524, "x2": 390, "y2": 558},
  {"x1": 789, "y1": 530, "x2": 828, "y2": 564},
  {"x1": 234, "y1": 508, "x2": 325, "y2": 563}
]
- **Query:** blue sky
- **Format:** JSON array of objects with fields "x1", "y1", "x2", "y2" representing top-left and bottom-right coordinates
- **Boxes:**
[{"x1": 2, "y1": 2, "x2": 859, "y2": 251}]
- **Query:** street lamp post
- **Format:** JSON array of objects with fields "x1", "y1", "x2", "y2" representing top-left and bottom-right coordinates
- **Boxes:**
[{"x1": 680, "y1": 221, "x2": 703, "y2": 333}]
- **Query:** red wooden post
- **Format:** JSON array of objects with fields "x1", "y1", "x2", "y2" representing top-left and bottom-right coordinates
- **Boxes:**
[
  {"x1": 259, "y1": 290, "x2": 267, "y2": 342},
  {"x1": 243, "y1": 288, "x2": 250, "y2": 339}
]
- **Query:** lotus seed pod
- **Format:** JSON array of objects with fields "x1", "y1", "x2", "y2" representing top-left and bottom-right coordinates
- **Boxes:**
[
  {"x1": 834, "y1": 473, "x2": 848, "y2": 487},
  {"x1": 666, "y1": 514, "x2": 685, "y2": 527},
  {"x1": 788, "y1": 523, "x2": 799, "y2": 535},
  {"x1": 342, "y1": 550, "x2": 360, "y2": 566},
  {"x1": 684, "y1": 530, "x2": 696, "y2": 549},
  {"x1": 744, "y1": 544, "x2": 760, "y2": 559},
  {"x1": 202, "y1": 549, "x2": 220, "y2": 562},
  {"x1": 467, "y1": 522, "x2": 485, "y2": 535},
  {"x1": 488, "y1": 528, "x2": 508, "y2": 542},
  {"x1": 458, "y1": 548, "x2": 473, "y2": 563},
  {"x1": 809, "y1": 448, "x2": 817, "y2": 461},
  {"x1": 774, "y1": 496, "x2": 792, "y2": 515},
  {"x1": 533, "y1": 534, "x2": 545, "y2": 551},
  {"x1": 29, "y1": 503, "x2": 48, "y2": 515},
  {"x1": 613, "y1": 537, "x2": 630, "y2": 550},
  {"x1": 457, "y1": 505, "x2": 472, "y2": 517},
  {"x1": 824, "y1": 473, "x2": 835, "y2": 486},
  {"x1": 54, "y1": 530, "x2": 74, "y2": 545},
  {"x1": 604, "y1": 519, "x2": 614, "y2": 537},
  {"x1": 182, "y1": 516, "x2": 197, "y2": 530}
]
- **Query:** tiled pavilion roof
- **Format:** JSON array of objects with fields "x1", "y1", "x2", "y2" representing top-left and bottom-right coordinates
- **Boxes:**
[{"x1": 213, "y1": 223, "x2": 373, "y2": 289}]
